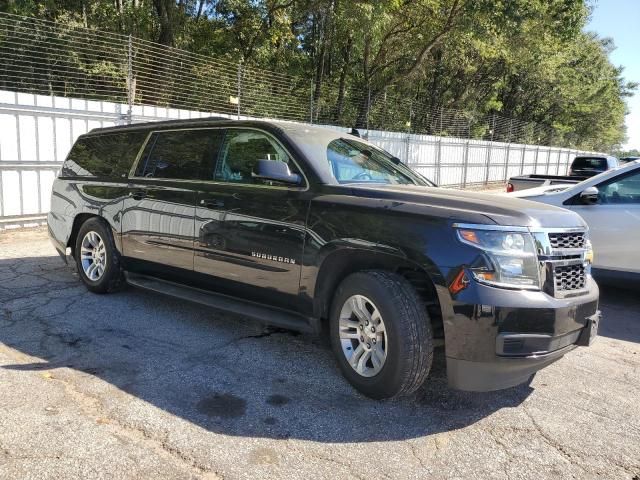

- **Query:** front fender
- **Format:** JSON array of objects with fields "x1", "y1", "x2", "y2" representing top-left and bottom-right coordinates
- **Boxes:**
[{"x1": 301, "y1": 236, "x2": 453, "y2": 322}]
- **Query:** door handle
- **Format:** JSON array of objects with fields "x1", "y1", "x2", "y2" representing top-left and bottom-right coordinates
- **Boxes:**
[
  {"x1": 200, "y1": 198, "x2": 225, "y2": 209},
  {"x1": 130, "y1": 189, "x2": 147, "y2": 200}
]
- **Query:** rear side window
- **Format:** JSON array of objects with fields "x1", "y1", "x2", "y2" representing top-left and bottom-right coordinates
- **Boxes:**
[
  {"x1": 571, "y1": 157, "x2": 607, "y2": 171},
  {"x1": 135, "y1": 129, "x2": 224, "y2": 180},
  {"x1": 62, "y1": 131, "x2": 147, "y2": 178}
]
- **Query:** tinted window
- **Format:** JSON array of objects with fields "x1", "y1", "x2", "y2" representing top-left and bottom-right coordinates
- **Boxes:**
[
  {"x1": 136, "y1": 129, "x2": 224, "y2": 180},
  {"x1": 572, "y1": 157, "x2": 607, "y2": 171},
  {"x1": 215, "y1": 129, "x2": 300, "y2": 185},
  {"x1": 597, "y1": 170, "x2": 640, "y2": 204},
  {"x1": 62, "y1": 131, "x2": 147, "y2": 178},
  {"x1": 327, "y1": 138, "x2": 427, "y2": 185}
]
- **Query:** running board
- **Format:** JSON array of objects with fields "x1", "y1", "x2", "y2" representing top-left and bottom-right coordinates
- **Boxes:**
[{"x1": 124, "y1": 272, "x2": 317, "y2": 333}]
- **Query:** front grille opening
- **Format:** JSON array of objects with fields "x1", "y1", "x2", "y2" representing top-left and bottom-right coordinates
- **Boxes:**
[
  {"x1": 554, "y1": 264, "x2": 586, "y2": 292},
  {"x1": 549, "y1": 232, "x2": 586, "y2": 249}
]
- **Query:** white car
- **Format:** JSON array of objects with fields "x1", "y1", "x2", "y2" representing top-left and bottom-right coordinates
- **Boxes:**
[{"x1": 508, "y1": 160, "x2": 640, "y2": 281}]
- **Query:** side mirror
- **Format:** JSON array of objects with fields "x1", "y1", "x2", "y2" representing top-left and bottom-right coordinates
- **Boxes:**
[
  {"x1": 253, "y1": 159, "x2": 302, "y2": 185},
  {"x1": 579, "y1": 186, "x2": 599, "y2": 205}
]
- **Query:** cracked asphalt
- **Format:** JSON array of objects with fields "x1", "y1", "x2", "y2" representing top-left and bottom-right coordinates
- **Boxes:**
[{"x1": 1, "y1": 227, "x2": 639, "y2": 480}]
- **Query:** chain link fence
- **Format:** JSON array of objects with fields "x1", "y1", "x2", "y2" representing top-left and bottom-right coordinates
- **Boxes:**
[
  {"x1": 0, "y1": 12, "x2": 578, "y2": 147},
  {"x1": 0, "y1": 12, "x2": 599, "y2": 228}
]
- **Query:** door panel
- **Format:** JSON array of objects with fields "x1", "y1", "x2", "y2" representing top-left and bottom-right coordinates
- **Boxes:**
[
  {"x1": 571, "y1": 204, "x2": 640, "y2": 272},
  {"x1": 194, "y1": 184, "x2": 308, "y2": 308},
  {"x1": 570, "y1": 169, "x2": 640, "y2": 272},
  {"x1": 121, "y1": 182, "x2": 196, "y2": 270},
  {"x1": 192, "y1": 127, "x2": 309, "y2": 309},
  {"x1": 121, "y1": 128, "x2": 225, "y2": 272}
]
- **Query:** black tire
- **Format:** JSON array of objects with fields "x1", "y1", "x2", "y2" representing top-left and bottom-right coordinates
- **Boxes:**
[
  {"x1": 74, "y1": 217, "x2": 125, "y2": 294},
  {"x1": 329, "y1": 270, "x2": 433, "y2": 399}
]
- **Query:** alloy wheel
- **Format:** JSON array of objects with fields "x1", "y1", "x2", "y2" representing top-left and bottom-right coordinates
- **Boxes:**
[
  {"x1": 338, "y1": 294, "x2": 388, "y2": 377},
  {"x1": 80, "y1": 231, "x2": 107, "y2": 281}
]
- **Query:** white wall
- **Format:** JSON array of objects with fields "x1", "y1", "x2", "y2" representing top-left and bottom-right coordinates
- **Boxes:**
[{"x1": 0, "y1": 89, "x2": 592, "y2": 229}]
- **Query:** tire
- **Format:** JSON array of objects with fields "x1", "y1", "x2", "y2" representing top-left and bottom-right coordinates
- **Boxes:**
[
  {"x1": 74, "y1": 217, "x2": 125, "y2": 294},
  {"x1": 329, "y1": 270, "x2": 433, "y2": 399}
]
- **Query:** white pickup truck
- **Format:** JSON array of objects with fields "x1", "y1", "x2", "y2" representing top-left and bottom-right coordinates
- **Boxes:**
[
  {"x1": 507, "y1": 155, "x2": 619, "y2": 192},
  {"x1": 508, "y1": 160, "x2": 640, "y2": 282}
]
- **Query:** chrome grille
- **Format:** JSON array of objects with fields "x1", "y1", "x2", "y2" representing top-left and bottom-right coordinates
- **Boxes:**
[
  {"x1": 548, "y1": 232, "x2": 586, "y2": 249},
  {"x1": 554, "y1": 264, "x2": 586, "y2": 292}
]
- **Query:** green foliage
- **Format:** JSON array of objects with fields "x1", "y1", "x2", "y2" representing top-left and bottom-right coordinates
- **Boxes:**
[{"x1": 0, "y1": 0, "x2": 635, "y2": 150}]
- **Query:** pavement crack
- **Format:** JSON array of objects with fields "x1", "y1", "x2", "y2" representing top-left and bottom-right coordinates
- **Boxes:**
[
  {"x1": 408, "y1": 441, "x2": 429, "y2": 472},
  {"x1": 523, "y1": 404, "x2": 587, "y2": 476}
]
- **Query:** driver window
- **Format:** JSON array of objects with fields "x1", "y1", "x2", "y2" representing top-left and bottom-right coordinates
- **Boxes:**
[
  {"x1": 597, "y1": 171, "x2": 640, "y2": 204},
  {"x1": 215, "y1": 129, "x2": 298, "y2": 185}
]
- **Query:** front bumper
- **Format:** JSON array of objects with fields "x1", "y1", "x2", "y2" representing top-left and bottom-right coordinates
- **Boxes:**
[
  {"x1": 442, "y1": 275, "x2": 600, "y2": 391},
  {"x1": 448, "y1": 310, "x2": 601, "y2": 391}
]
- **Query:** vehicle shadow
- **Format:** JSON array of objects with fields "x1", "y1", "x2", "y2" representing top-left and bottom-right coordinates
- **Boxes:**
[
  {"x1": 597, "y1": 284, "x2": 640, "y2": 343},
  {"x1": 0, "y1": 254, "x2": 536, "y2": 443}
]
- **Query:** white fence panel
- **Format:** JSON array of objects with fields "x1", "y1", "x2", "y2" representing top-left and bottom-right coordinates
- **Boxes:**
[{"x1": 0, "y1": 89, "x2": 601, "y2": 229}]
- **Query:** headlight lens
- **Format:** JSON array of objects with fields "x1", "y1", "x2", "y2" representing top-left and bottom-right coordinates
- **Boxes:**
[{"x1": 457, "y1": 228, "x2": 540, "y2": 289}]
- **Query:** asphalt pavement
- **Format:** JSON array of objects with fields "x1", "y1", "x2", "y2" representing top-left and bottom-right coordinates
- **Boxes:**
[{"x1": 1, "y1": 227, "x2": 639, "y2": 480}]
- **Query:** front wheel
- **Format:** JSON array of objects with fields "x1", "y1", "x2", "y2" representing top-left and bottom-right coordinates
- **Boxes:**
[{"x1": 329, "y1": 271, "x2": 433, "y2": 399}]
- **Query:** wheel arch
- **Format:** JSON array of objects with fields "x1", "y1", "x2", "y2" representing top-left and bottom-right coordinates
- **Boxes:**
[
  {"x1": 67, "y1": 213, "x2": 120, "y2": 257},
  {"x1": 312, "y1": 244, "x2": 450, "y2": 340}
]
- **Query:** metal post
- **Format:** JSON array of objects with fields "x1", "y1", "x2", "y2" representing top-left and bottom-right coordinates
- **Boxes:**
[
  {"x1": 237, "y1": 62, "x2": 243, "y2": 120},
  {"x1": 404, "y1": 101, "x2": 413, "y2": 164},
  {"x1": 461, "y1": 140, "x2": 470, "y2": 188},
  {"x1": 503, "y1": 118, "x2": 513, "y2": 181},
  {"x1": 545, "y1": 148, "x2": 551, "y2": 174},
  {"x1": 366, "y1": 83, "x2": 371, "y2": 136},
  {"x1": 404, "y1": 134, "x2": 411, "y2": 165},
  {"x1": 534, "y1": 145, "x2": 540, "y2": 173},
  {"x1": 127, "y1": 34, "x2": 133, "y2": 124},
  {"x1": 483, "y1": 142, "x2": 491, "y2": 185},
  {"x1": 519, "y1": 144, "x2": 526, "y2": 175},
  {"x1": 491, "y1": 114, "x2": 495, "y2": 142},
  {"x1": 309, "y1": 78, "x2": 314, "y2": 124},
  {"x1": 436, "y1": 137, "x2": 442, "y2": 185}
]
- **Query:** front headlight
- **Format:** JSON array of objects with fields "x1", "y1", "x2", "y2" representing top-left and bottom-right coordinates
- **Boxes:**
[{"x1": 457, "y1": 228, "x2": 540, "y2": 289}]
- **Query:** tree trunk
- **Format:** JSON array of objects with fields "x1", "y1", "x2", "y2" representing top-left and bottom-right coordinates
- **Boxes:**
[
  {"x1": 153, "y1": 0, "x2": 175, "y2": 46},
  {"x1": 313, "y1": 11, "x2": 327, "y2": 120},
  {"x1": 334, "y1": 34, "x2": 352, "y2": 122},
  {"x1": 196, "y1": 0, "x2": 205, "y2": 19}
]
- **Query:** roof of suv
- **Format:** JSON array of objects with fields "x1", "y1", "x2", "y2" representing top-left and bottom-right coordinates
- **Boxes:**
[{"x1": 84, "y1": 116, "x2": 347, "y2": 139}]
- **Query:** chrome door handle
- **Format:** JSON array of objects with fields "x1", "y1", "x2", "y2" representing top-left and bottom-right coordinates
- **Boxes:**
[
  {"x1": 130, "y1": 190, "x2": 147, "y2": 200},
  {"x1": 200, "y1": 198, "x2": 225, "y2": 209}
]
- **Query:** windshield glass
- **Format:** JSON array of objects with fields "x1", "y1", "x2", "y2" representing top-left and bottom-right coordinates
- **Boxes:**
[{"x1": 326, "y1": 138, "x2": 431, "y2": 186}]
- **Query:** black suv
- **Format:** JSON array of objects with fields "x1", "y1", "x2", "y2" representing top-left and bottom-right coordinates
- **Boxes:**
[{"x1": 48, "y1": 118, "x2": 601, "y2": 399}]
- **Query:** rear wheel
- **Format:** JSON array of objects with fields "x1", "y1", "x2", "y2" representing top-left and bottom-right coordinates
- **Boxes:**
[
  {"x1": 74, "y1": 217, "x2": 124, "y2": 293},
  {"x1": 329, "y1": 271, "x2": 433, "y2": 399}
]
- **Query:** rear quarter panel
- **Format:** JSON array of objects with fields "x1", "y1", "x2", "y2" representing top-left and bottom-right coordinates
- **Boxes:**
[{"x1": 48, "y1": 178, "x2": 129, "y2": 253}]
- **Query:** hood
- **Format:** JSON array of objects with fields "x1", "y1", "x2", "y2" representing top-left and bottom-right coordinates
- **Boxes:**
[{"x1": 350, "y1": 184, "x2": 586, "y2": 228}]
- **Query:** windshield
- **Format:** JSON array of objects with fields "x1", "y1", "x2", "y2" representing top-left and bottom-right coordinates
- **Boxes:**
[{"x1": 326, "y1": 137, "x2": 432, "y2": 186}]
